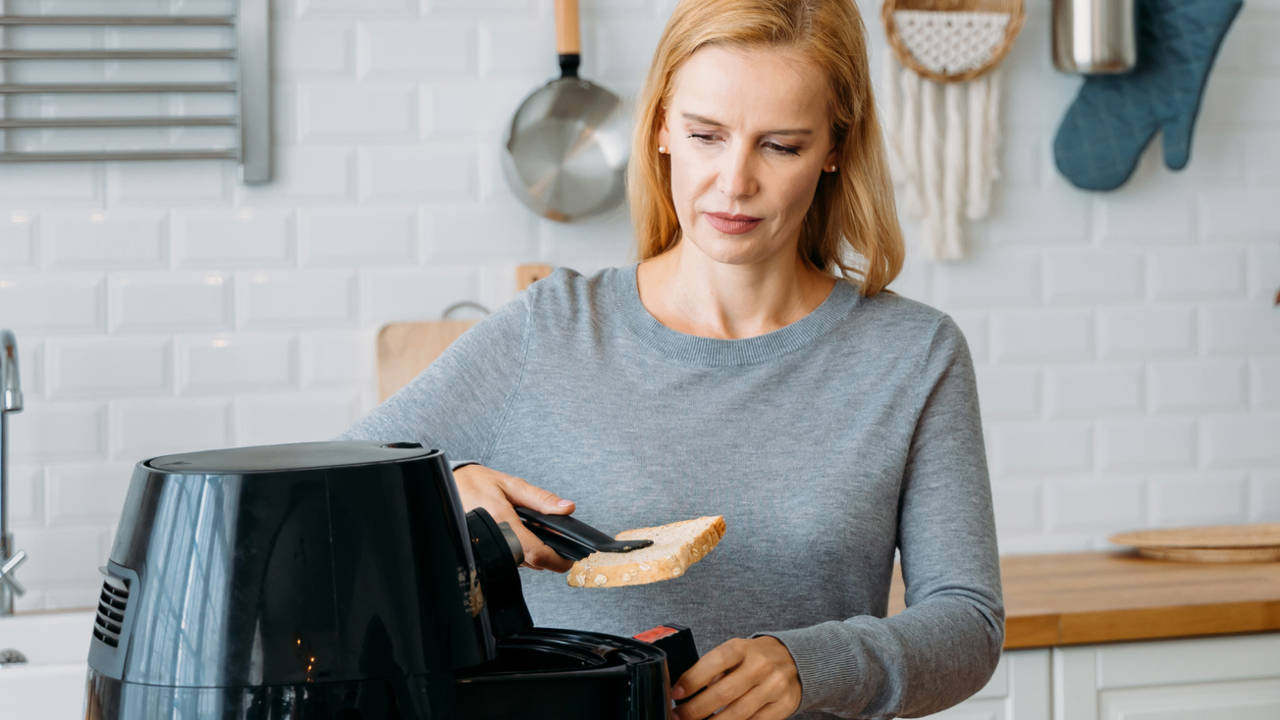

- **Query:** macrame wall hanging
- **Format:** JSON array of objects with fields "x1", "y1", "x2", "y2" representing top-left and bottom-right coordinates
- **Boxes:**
[{"x1": 881, "y1": 0, "x2": 1025, "y2": 260}]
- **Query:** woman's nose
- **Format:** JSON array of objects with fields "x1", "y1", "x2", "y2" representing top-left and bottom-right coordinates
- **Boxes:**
[{"x1": 717, "y1": 145, "x2": 757, "y2": 199}]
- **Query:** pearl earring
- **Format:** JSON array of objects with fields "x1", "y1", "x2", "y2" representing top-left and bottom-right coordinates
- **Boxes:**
[
  {"x1": 826, "y1": 165, "x2": 837, "y2": 172},
  {"x1": 658, "y1": 145, "x2": 667, "y2": 154}
]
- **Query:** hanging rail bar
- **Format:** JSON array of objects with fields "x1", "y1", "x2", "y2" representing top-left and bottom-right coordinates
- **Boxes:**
[
  {"x1": 0, "y1": 49, "x2": 236, "y2": 61},
  {"x1": 0, "y1": 82, "x2": 236, "y2": 94},
  {"x1": 0, "y1": 116, "x2": 236, "y2": 129},
  {"x1": 237, "y1": 0, "x2": 270, "y2": 183},
  {"x1": 0, "y1": 15, "x2": 234, "y2": 27},
  {"x1": 0, "y1": 150, "x2": 238, "y2": 162},
  {"x1": 0, "y1": 4, "x2": 270, "y2": 183}
]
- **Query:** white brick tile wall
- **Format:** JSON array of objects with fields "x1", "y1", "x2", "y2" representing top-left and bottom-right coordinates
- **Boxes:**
[
  {"x1": 478, "y1": 17, "x2": 555, "y2": 78},
  {"x1": 1099, "y1": 189, "x2": 1196, "y2": 244},
  {"x1": 1201, "y1": 304, "x2": 1280, "y2": 354},
  {"x1": 111, "y1": 399, "x2": 231, "y2": 459},
  {"x1": 427, "y1": 79, "x2": 528, "y2": 139},
  {"x1": 989, "y1": 421, "x2": 1092, "y2": 475},
  {"x1": 948, "y1": 310, "x2": 987, "y2": 363},
  {"x1": 1253, "y1": 356, "x2": 1280, "y2": 408},
  {"x1": 1, "y1": 0, "x2": 1276, "y2": 611},
  {"x1": 1148, "y1": 247, "x2": 1247, "y2": 301},
  {"x1": 299, "y1": 209, "x2": 420, "y2": 265},
  {"x1": 1149, "y1": 474, "x2": 1250, "y2": 526},
  {"x1": 8, "y1": 402, "x2": 106, "y2": 463},
  {"x1": 1098, "y1": 417, "x2": 1197, "y2": 471},
  {"x1": 300, "y1": 330, "x2": 376, "y2": 388},
  {"x1": 359, "y1": 266, "x2": 481, "y2": 324},
  {"x1": 46, "y1": 462, "x2": 135, "y2": 525},
  {"x1": 16, "y1": 340, "x2": 44, "y2": 399},
  {"x1": 233, "y1": 393, "x2": 360, "y2": 446},
  {"x1": 280, "y1": 21, "x2": 354, "y2": 75},
  {"x1": 12, "y1": 527, "x2": 104, "y2": 589},
  {"x1": 1199, "y1": 74, "x2": 1280, "y2": 127},
  {"x1": 975, "y1": 365, "x2": 1039, "y2": 420},
  {"x1": 1200, "y1": 189, "x2": 1280, "y2": 240},
  {"x1": 991, "y1": 480, "x2": 1042, "y2": 535},
  {"x1": 0, "y1": 213, "x2": 38, "y2": 268},
  {"x1": 537, "y1": 208, "x2": 638, "y2": 269},
  {"x1": 359, "y1": 146, "x2": 478, "y2": 202},
  {"x1": 1201, "y1": 413, "x2": 1280, "y2": 467},
  {"x1": 0, "y1": 273, "x2": 106, "y2": 335},
  {"x1": 237, "y1": 270, "x2": 358, "y2": 328},
  {"x1": 991, "y1": 309, "x2": 1092, "y2": 362},
  {"x1": 46, "y1": 211, "x2": 169, "y2": 269},
  {"x1": 1148, "y1": 359, "x2": 1248, "y2": 412},
  {"x1": 178, "y1": 334, "x2": 297, "y2": 393},
  {"x1": 109, "y1": 272, "x2": 233, "y2": 332},
  {"x1": 427, "y1": 205, "x2": 538, "y2": 261},
  {"x1": 1251, "y1": 470, "x2": 1280, "y2": 522},
  {"x1": 1249, "y1": 242, "x2": 1280, "y2": 301},
  {"x1": 984, "y1": 188, "x2": 1092, "y2": 245},
  {"x1": 232, "y1": 148, "x2": 355, "y2": 205},
  {"x1": 48, "y1": 337, "x2": 172, "y2": 398},
  {"x1": 1098, "y1": 306, "x2": 1196, "y2": 360},
  {"x1": 1045, "y1": 365, "x2": 1143, "y2": 417},
  {"x1": 106, "y1": 162, "x2": 231, "y2": 205},
  {"x1": 299, "y1": 84, "x2": 420, "y2": 142},
  {"x1": 356, "y1": 20, "x2": 476, "y2": 79},
  {"x1": 932, "y1": 251, "x2": 1041, "y2": 307},
  {"x1": 5, "y1": 465, "x2": 44, "y2": 528},
  {"x1": 1046, "y1": 477, "x2": 1145, "y2": 532},
  {"x1": 0, "y1": 162, "x2": 100, "y2": 203},
  {"x1": 1247, "y1": 129, "x2": 1280, "y2": 184},
  {"x1": 299, "y1": 0, "x2": 418, "y2": 17},
  {"x1": 1043, "y1": 250, "x2": 1144, "y2": 304},
  {"x1": 175, "y1": 209, "x2": 296, "y2": 268}
]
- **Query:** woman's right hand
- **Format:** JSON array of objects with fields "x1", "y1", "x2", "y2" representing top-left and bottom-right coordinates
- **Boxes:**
[{"x1": 453, "y1": 464, "x2": 577, "y2": 573}]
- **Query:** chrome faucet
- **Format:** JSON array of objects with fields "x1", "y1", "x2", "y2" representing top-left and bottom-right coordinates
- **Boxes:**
[{"x1": 0, "y1": 329, "x2": 27, "y2": 616}]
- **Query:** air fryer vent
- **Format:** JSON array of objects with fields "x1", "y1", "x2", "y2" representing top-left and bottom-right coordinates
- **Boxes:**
[{"x1": 93, "y1": 572, "x2": 130, "y2": 649}]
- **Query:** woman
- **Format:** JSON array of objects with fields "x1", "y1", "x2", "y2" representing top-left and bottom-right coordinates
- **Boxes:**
[{"x1": 342, "y1": 1, "x2": 1003, "y2": 718}]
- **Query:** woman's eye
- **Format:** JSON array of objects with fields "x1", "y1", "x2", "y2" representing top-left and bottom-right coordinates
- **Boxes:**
[{"x1": 686, "y1": 134, "x2": 800, "y2": 156}]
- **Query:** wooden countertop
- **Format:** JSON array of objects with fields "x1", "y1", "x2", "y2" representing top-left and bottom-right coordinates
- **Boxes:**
[{"x1": 889, "y1": 551, "x2": 1280, "y2": 649}]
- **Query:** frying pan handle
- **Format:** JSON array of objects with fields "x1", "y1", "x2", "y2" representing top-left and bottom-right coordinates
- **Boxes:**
[{"x1": 555, "y1": 0, "x2": 581, "y2": 77}]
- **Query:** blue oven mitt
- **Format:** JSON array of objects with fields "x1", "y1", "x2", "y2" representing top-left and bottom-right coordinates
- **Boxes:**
[{"x1": 1053, "y1": 0, "x2": 1243, "y2": 191}]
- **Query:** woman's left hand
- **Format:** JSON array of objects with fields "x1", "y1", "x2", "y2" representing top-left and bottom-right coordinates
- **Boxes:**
[{"x1": 670, "y1": 636, "x2": 801, "y2": 720}]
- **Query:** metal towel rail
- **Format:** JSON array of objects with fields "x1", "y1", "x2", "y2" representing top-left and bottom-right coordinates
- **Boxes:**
[{"x1": 0, "y1": 2, "x2": 271, "y2": 183}]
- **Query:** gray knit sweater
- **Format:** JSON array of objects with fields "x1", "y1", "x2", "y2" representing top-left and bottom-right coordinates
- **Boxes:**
[{"x1": 341, "y1": 264, "x2": 1004, "y2": 719}]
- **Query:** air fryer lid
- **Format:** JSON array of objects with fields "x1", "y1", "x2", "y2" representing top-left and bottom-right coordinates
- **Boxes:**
[
  {"x1": 144, "y1": 440, "x2": 431, "y2": 473},
  {"x1": 93, "y1": 440, "x2": 494, "y2": 690}
]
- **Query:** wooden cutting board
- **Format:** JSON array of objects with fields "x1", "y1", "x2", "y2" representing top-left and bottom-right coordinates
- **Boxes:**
[
  {"x1": 1109, "y1": 523, "x2": 1280, "y2": 562},
  {"x1": 376, "y1": 263, "x2": 551, "y2": 402}
]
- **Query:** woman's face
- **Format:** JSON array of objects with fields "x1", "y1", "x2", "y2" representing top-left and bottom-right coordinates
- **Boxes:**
[{"x1": 657, "y1": 44, "x2": 837, "y2": 268}]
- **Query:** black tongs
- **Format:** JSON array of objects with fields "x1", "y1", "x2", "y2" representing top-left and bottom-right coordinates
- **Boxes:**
[{"x1": 516, "y1": 507, "x2": 653, "y2": 561}]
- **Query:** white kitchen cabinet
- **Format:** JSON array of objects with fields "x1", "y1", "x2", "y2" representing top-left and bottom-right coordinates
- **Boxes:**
[
  {"x1": 1053, "y1": 633, "x2": 1280, "y2": 720},
  {"x1": 922, "y1": 650, "x2": 1051, "y2": 720},
  {"x1": 925, "y1": 632, "x2": 1280, "y2": 720}
]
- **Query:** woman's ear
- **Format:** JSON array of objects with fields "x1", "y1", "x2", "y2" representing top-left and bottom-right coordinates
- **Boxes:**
[{"x1": 657, "y1": 111, "x2": 670, "y2": 153}]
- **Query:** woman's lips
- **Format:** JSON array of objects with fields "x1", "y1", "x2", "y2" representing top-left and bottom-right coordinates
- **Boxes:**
[{"x1": 705, "y1": 212, "x2": 763, "y2": 235}]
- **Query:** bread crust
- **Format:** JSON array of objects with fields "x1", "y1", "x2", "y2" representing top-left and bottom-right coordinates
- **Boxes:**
[{"x1": 566, "y1": 515, "x2": 726, "y2": 588}]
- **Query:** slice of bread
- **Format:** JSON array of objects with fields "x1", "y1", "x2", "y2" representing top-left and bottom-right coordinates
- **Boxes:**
[{"x1": 566, "y1": 515, "x2": 726, "y2": 588}]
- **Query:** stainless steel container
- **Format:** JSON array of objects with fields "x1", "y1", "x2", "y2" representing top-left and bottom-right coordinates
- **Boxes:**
[{"x1": 1052, "y1": 0, "x2": 1137, "y2": 74}]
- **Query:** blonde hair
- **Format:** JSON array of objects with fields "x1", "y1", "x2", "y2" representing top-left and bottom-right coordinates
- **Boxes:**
[{"x1": 627, "y1": 0, "x2": 904, "y2": 297}]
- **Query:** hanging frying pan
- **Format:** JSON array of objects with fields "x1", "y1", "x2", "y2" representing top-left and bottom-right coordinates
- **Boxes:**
[{"x1": 500, "y1": 0, "x2": 630, "y2": 223}]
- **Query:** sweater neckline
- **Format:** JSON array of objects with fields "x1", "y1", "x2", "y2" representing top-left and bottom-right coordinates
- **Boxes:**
[{"x1": 616, "y1": 262, "x2": 859, "y2": 367}]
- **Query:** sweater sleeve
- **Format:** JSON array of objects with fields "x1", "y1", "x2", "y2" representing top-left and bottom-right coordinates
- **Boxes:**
[
  {"x1": 758, "y1": 314, "x2": 1004, "y2": 719},
  {"x1": 338, "y1": 291, "x2": 532, "y2": 469}
]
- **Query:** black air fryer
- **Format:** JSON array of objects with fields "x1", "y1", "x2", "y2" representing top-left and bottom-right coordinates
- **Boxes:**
[{"x1": 84, "y1": 441, "x2": 691, "y2": 719}]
